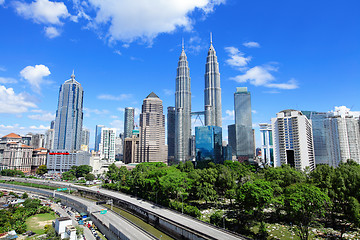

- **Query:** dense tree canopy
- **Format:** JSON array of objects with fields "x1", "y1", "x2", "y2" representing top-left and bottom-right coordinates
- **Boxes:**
[{"x1": 102, "y1": 160, "x2": 360, "y2": 238}]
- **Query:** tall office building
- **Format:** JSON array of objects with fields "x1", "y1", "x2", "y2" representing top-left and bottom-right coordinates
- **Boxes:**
[
  {"x1": 124, "y1": 107, "x2": 135, "y2": 139},
  {"x1": 53, "y1": 72, "x2": 83, "y2": 151},
  {"x1": 123, "y1": 129, "x2": 140, "y2": 164},
  {"x1": 303, "y1": 111, "x2": 330, "y2": 166},
  {"x1": 227, "y1": 124, "x2": 236, "y2": 156},
  {"x1": 81, "y1": 128, "x2": 90, "y2": 151},
  {"x1": 175, "y1": 44, "x2": 192, "y2": 163},
  {"x1": 139, "y1": 92, "x2": 167, "y2": 163},
  {"x1": 99, "y1": 128, "x2": 116, "y2": 162},
  {"x1": 204, "y1": 35, "x2": 222, "y2": 127},
  {"x1": 195, "y1": 126, "x2": 223, "y2": 164},
  {"x1": 271, "y1": 110, "x2": 315, "y2": 171},
  {"x1": 234, "y1": 87, "x2": 254, "y2": 161},
  {"x1": 167, "y1": 106, "x2": 175, "y2": 164},
  {"x1": 45, "y1": 129, "x2": 54, "y2": 150},
  {"x1": 259, "y1": 123, "x2": 274, "y2": 166},
  {"x1": 95, "y1": 125, "x2": 105, "y2": 152},
  {"x1": 81, "y1": 128, "x2": 90, "y2": 146}
]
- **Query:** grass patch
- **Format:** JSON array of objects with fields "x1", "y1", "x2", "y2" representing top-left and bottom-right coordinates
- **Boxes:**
[
  {"x1": 0, "y1": 180, "x2": 58, "y2": 190},
  {"x1": 26, "y1": 213, "x2": 57, "y2": 235}
]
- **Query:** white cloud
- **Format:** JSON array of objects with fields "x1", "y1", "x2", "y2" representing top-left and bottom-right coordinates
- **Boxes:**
[
  {"x1": 0, "y1": 0, "x2": 4, "y2": 5},
  {"x1": 0, "y1": 66, "x2": 6, "y2": 71},
  {"x1": 0, "y1": 85, "x2": 37, "y2": 113},
  {"x1": 117, "y1": 107, "x2": 125, "y2": 112},
  {"x1": 266, "y1": 78, "x2": 299, "y2": 90},
  {"x1": 114, "y1": 50, "x2": 122, "y2": 55},
  {"x1": 252, "y1": 110, "x2": 257, "y2": 114},
  {"x1": 231, "y1": 65, "x2": 299, "y2": 90},
  {"x1": 14, "y1": 0, "x2": 69, "y2": 25},
  {"x1": 243, "y1": 41, "x2": 260, "y2": 48},
  {"x1": 20, "y1": 64, "x2": 51, "y2": 93},
  {"x1": 222, "y1": 110, "x2": 234, "y2": 121},
  {"x1": 30, "y1": 125, "x2": 49, "y2": 130},
  {"x1": 0, "y1": 77, "x2": 17, "y2": 84},
  {"x1": 97, "y1": 94, "x2": 132, "y2": 101},
  {"x1": 109, "y1": 119, "x2": 123, "y2": 133},
  {"x1": 163, "y1": 89, "x2": 173, "y2": 96},
  {"x1": 83, "y1": 107, "x2": 109, "y2": 117},
  {"x1": 231, "y1": 65, "x2": 275, "y2": 86},
  {"x1": 28, "y1": 112, "x2": 55, "y2": 121},
  {"x1": 83, "y1": 0, "x2": 224, "y2": 44},
  {"x1": 44, "y1": 26, "x2": 60, "y2": 38},
  {"x1": 110, "y1": 115, "x2": 118, "y2": 119},
  {"x1": 225, "y1": 46, "x2": 251, "y2": 68}
]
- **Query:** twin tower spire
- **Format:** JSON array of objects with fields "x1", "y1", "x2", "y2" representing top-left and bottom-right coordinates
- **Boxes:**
[{"x1": 175, "y1": 34, "x2": 222, "y2": 162}]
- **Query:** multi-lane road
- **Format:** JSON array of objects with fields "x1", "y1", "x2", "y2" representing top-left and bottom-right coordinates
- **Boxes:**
[{"x1": 1, "y1": 177, "x2": 248, "y2": 240}]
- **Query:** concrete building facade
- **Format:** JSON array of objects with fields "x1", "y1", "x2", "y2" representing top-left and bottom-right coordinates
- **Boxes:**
[{"x1": 139, "y1": 92, "x2": 167, "y2": 163}]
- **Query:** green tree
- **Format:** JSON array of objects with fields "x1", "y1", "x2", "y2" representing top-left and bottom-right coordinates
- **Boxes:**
[
  {"x1": 237, "y1": 179, "x2": 273, "y2": 223},
  {"x1": 62, "y1": 171, "x2": 76, "y2": 181},
  {"x1": 85, "y1": 173, "x2": 95, "y2": 181},
  {"x1": 21, "y1": 192, "x2": 28, "y2": 199},
  {"x1": 284, "y1": 183, "x2": 331, "y2": 240},
  {"x1": 75, "y1": 165, "x2": 93, "y2": 178},
  {"x1": 36, "y1": 165, "x2": 48, "y2": 176}
]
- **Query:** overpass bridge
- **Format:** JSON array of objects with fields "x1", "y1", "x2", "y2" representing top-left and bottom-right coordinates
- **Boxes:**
[{"x1": 0, "y1": 176, "x2": 249, "y2": 240}]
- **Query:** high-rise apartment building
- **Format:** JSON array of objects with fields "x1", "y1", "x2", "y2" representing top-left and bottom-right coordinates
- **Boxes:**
[
  {"x1": 167, "y1": 106, "x2": 175, "y2": 164},
  {"x1": 99, "y1": 128, "x2": 116, "y2": 162},
  {"x1": 175, "y1": 44, "x2": 192, "y2": 163},
  {"x1": 139, "y1": 92, "x2": 167, "y2": 163},
  {"x1": 302, "y1": 107, "x2": 360, "y2": 167},
  {"x1": 271, "y1": 110, "x2": 315, "y2": 171},
  {"x1": 95, "y1": 125, "x2": 105, "y2": 152},
  {"x1": 234, "y1": 87, "x2": 254, "y2": 161},
  {"x1": 53, "y1": 72, "x2": 83, "y2": 151},
  {"x1": 204, "y1": 36, "x2": 222, "y2": 127},
  {"x1": 124, "y1": 107, "x2": 135, "y2": 139},
  {"x1": 325, "y1": 107, "x2": 360, "y2": 166},
  {"x1": 259, "y1": 123, "x2": 274, "y2": 166}
]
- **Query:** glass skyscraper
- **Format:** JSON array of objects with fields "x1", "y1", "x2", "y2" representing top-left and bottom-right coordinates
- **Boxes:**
[
  {"x1": 53, "y1": 72, "x2": 83, "y2": 151},
  {"x1": 95, "y1": 125, "x2": 105, "y2": 152},
  {"x1": 167, "y1": 106, "x2": 175, "y2": 164},
  {"x1": 195, "y1": 126, "x2": 222, "y2": 164},
  {"x1": 204, "y1": 36, "x2": 222, "y2": 127},
  {"x1": 175, "y1": 44, "x2": 192, "y2": 163},
  {"x1": 234, "y1": 87, "x2": 254, "y2": 161},
  {"x1": 124, "y1": 107, "x2": 135, "y2": 139}
]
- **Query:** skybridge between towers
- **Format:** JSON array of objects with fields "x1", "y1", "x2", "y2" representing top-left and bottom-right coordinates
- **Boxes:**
[{"x1": 191, "y1": 111, "x2": 205, "y2": 126}]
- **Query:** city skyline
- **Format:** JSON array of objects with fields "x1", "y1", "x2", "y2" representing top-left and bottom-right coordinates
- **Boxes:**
[{"x1": 1, "y1": 0, "x2": 360, "y2": 149}]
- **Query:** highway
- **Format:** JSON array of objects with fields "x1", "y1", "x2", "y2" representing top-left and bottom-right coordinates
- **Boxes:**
[
  {"x1": 0, "y1": 182, "x2": 157, "y2": 240},
  {"x1": 1, "y1": 177, "x2": 248, "y2": 240}
]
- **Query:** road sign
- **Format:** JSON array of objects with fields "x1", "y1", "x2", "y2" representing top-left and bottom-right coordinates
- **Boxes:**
[
  {"x1": 96, "y1": 201, "x2": 107, "y2": 205},
  {"x1": 100, "y1": 209, "x2": 107, "y2": 214},
  {"x1": 57, "y1": 188, "x2": 68, "y2": 191}
]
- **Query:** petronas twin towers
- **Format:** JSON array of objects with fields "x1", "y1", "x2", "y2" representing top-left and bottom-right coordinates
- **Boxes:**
[{"x1": 175, "y1": 36, "x2": 222, "y2": 162}]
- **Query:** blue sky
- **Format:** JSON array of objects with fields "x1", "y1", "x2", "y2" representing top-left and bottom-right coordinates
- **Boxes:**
[{"x1": 0, "y1": 0, "x2": 359, "y2": 148}]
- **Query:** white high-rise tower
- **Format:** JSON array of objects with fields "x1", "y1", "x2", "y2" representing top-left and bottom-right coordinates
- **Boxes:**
[
  {"x1": 204, "y1": 33, "x2": 222, "y2": 127},
  {"x1": 53, "y1": 71, "x2": 83, "y2": 151},
  {"x1": 175, "y1": 41, "x2": 192, "y2": 163}
]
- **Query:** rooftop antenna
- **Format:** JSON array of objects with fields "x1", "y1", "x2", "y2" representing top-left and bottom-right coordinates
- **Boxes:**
[
  {"x1": 182, "y1": 37, "x2": 184, "y2": 50},
  {"x1": 210, "y1": 32, "x2": 213, "y2": 44}
]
